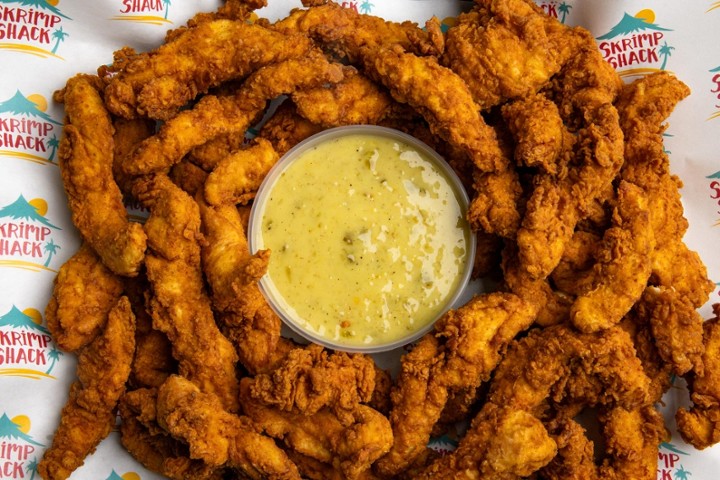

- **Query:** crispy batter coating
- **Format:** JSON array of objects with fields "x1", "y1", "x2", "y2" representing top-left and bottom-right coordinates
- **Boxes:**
[
  {"x1": 515, "y1": 42, "x2": 624, "y2": 280},
  {"x1": 257, "y1": 101, "x2": 324, "y2": 156},
  {"x1": 618, "y1": 72, "x2": 714, "y2": 309},
  {"x1": 157, "y1": 375, "x2": 302, "y2": 479},
  {"x1": 135, "y1": 175, "x2": 239, "y2": 412},
  {"x1": 570, "y1": 181, "x2": 654, "y2": 332},
  {"x1": 240, "y1": 378, "x2": 392, "y2": 480},
  {"x1": 292, "y1": 68, "x2": 394, "y2": 127},
  {"x1": 45, "y1": 243, "x2": 124, "y2": 352},
  {"x1": 442, "y1": 0, "x2": 585, "y2": 109},
  {"x1": 204, "y1": 137, "x2": 279, "y2": 205},
  {"x1": 273, "y1": 1, "x2": 443, "y2": 61},
  {"x1": 55, "y1": 74, "x2": 147, "y2": 277},
  {"x1": 104, "y1": 20, "x2": 314, "y2": 120},
  {"x1": 362, "y1": 45, "x2": 505, "y2": 173},
  {"x1": 121, "y1": 52, "x2": 344, "y2": 175},
  {"x1": 376, "y1": 292, "x2": 535, "y2": 476},
  {"x1": 119, "y1": 388, "x2": 222, "y2": 480},
  {"x1": 198, "y1": 199, "x2": 293, "y2": 374},
  {"x1": 677, "y1": 304, "x2": 720, "y2": 449},
  {"x1": 38, "y1": 296, "x2": 135, "y2": 480},
  {"x1": 247, "y1": 343, "x2": 376, "y2": 424}
]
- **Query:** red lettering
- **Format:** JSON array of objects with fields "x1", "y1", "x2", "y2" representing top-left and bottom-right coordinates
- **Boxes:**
[{"x1": 1, "y1": 460, "x2": 24, "y2": 477}]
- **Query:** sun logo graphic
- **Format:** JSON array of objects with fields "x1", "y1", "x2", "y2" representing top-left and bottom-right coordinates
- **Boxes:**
[
  {"x1": 658, "y1": 442, "x2": 693, "y2": 480},
  {"x1": 0, "y1": 194, "x2": 63, "y2": 272},
  {"x1": 535, "y1": 1, "x2": 573, "y2": 24},
  {"x1": 596, "y1": 9, "x2": 675, "y2": 80},
  {"x1": 0, "y1": 305, "x2": 61, "y2": 380},
  {"x1": 0, "y1": 0, "x2": 71, "y2": 59},
  {"x1": 111, "y1": 0, "x2": 174, "y2": 26},
  {"x1": 0, "y1": 413, "x2": 43, "y2": 479},
  {"x1": 106, "y1": 469, "x2": 142, "y2": 480},
  {"x1": 0, "y1": 90, "x2": 61, "y2": 165}
]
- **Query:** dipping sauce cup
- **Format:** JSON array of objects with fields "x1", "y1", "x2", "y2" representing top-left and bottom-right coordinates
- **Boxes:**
[{"x1": 248, "y1": 125, "x2": 476, "y2": 353}]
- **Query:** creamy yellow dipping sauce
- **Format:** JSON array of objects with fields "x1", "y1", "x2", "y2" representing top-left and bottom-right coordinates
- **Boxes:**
[{"x1": 255, "y1": 130, "x2": 471, "y2": 349}]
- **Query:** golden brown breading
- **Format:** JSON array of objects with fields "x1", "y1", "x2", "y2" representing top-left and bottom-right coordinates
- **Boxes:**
[
  {"x1": 134, "y1": 175, "x2": 240, "y2": 412},
  {"x1": 45, "y1": 243, "x2": 125, "y2": 352},
  {"x1": 246, "y1": 343, "x2": 376, "y2": 424},
  {"x1": 121, "y1": 52, "x2": 343, "y2": 175},
  {"x1": 103, "y1": 20, "x2": 314, "y2": 120},
  {"x1": 570, "y1": 181, "x2": 654, "y2": 332},
  {"x1": 203, "y1": 137, "x2": 280, "y2": 206},
  {"x1": 676, "y1": 304, "x2": 720, "y2": 449},
  {"x1": 55, "y1": 74, "x2": 147, "y2": 277},
  {"x1": 240, "y1": 378, "x2": 392, "y2": 480},
  {"x1": 38, "y1": 297, "x2": 135, "y2": 480},
  {"x1": 376, "y1": 292, "x2": 535, "y2": 477},
  {"x1": 157, "y1": 375, "x2": 302, "y2": 479},
  {"x1": 442, "y1": 0, "x2": 586, "y2": 109},
  {"x1": 257, "y1": 101, "x2": 324, "y2": 156}
]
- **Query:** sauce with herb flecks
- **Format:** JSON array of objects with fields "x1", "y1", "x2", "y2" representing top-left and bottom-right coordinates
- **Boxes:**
[{"x1": 256, "y1": 132, "x2": 471, "y2": 348}]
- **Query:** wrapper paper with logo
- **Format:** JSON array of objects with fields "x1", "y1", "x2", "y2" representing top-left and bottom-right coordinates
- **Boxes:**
[{"x1": 0, "y1": 1, "x2": 718, "y2": 479}]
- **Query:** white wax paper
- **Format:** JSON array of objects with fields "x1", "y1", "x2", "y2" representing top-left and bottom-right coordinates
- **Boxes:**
[{"x1": 0, "y1": 1, "x2": 718, "y2": 479}]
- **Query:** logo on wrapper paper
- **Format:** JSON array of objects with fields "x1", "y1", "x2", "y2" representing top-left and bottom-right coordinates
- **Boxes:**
[
  {"x1": 0, "y1": 194, "x2": 63, "y2": 272},
  {"x1": 0, "y1": 305, "x2": 61, "y2": 380},
  {"x1": 709, "y1": 170, "x2": 720, "y2": 227},
  {"x1": 0, "y1": 0, "x2": 71, "y2": 59},
  {"x1": 709, "y1": 65, "x2": 720, "y2": 122},
  {"x1": 111, "y1": 0, "x2": 174, "y2": 26},
  {"x1": 536, "y1": 1, "x2": 573, "y2": 24},
  {"x1": 0, "y1": 413, "x2": 43, "y2": 479},
  {"x1": 106, "y1": 469, "x2": 143, "y2": 480},
  {"x1": 596, "y1": 10, "x2": 675, "y2": 80},
  {"x1": 658, "y1": 442, "x2": 693, "y2": 480},
  {"x1": 0, "y1": 91, "x2": 61, "y2": 165}
]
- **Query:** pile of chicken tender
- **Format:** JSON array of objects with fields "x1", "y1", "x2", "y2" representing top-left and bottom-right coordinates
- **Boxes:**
[{"x1": 37, "y1": 0, "x2": 719, "y2": 479}]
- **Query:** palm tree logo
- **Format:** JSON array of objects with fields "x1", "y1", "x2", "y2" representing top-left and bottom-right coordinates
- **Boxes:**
[
  {"x1": 675, "y1": 464, "x2": 692, "y2": 479},
  {"x1": 43, "y1": 238, "x2": 61, "y2": 267},
  {"x1": 163, "y1": 0, "x2": 172, "y2": 19},
  {"x1": 50, "y1": 26, "x2": 69, "y2": 55},
  {"x1": 359, "y1": 1, "x2": 374, "y2": 14},
  {"x1": 46, "y1": 135, "x2": 59, "y2": 163},
  {"x1": 45, "y1": 345, "x2": 63, "y2": 375},
  {"x1": 659, "y1": 41, "x2": 675, "y2": 70},
  {"x1": 25, "y1": 458, "x2": 40, "y2": 480},
  {"x1": 558, "y1": 2, "x2": 572, "y2": 24}
]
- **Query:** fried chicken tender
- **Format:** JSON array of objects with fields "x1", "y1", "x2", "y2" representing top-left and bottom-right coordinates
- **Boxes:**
[
  {"x1": 618, "y1": 72, "x2": 714, "y2": 308},
  {"x1": 417, "y1": 324, "x2": 651, "y2": 479},
  {"x1": 598, "y1": 405, "x2": 669, "y2": 480},
  {"x1": 362, "y1": 45, "x2": 505, "y2": 173},
  {"x1": 442, "y1": 0, "x2": 585, "y2": 109},
  {"x1": 38, "y1": 296, "x2": 135, "y2": 480},
  {"x1": 375, "y1": 292, "x2": 535, "y2": 477},
  {"x1": 157, "y1": 375, "x2": 301, "y2": 479},
  {"x1": 246, "y1": 343, "x2": 376, "y2": 424},
  {"x1": 257, "y1": 101, "x2": 323, "y2": 156},
  {"x1": 501, "y1": 92, "x2": 571, "y2": 175},
  {"x1": 135, "y1": 174, "x2": 239, "y2": 412},
  {"x1": 204, "y1": 137, "x2": 279, "y2": 206},
  {"x1": 677, "y1": 304, "x2": 720, "y2": 449},
  {"x1": 198, "y1": 198, "x2": 293, "y2": 374},
  {"x1": 239, "y1": 378, "x2": 392, "y2": 480},
  {"x1": 570, "y1": 181, "x2": 654, "y2": 332},
  {"x1": 291, "y1": 67, "x2": 394, "y2": 127},
  {"x1": 515, "y1": 43, "x2": 624, "y2": 280},
  {"x1": 119, "y1": 388, "x2": 223, "y2": 480},
  {"x1": 45, "y1": 243, "x2": 124, "y2": 352},
  {"x1": 121, "y1": 52, "x2": 344, "y2": 175},
  {"x1": 104, "y1": 20, "x2": 314, "y2": 120},
  {"x1": 273, "y1": 0, "x2": 443, "y2": 62},
  {"x1": 55, "y1": 74, "x2": 146, "y2": 277}
]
